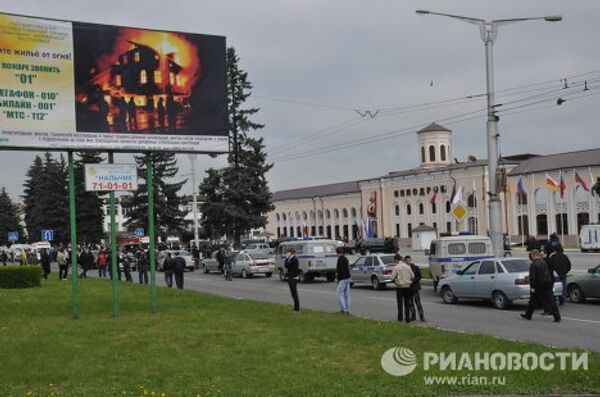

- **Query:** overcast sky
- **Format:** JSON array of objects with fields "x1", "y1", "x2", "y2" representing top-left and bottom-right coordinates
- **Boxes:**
[{"x1": 1, "y1": 0, "x2": 599, "y2": 202}]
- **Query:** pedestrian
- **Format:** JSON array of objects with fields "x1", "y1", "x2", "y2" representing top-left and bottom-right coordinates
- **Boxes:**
[
  {"x1": 545, "y1": 233, "x2": 561, "y2": 256},
  {"x1": 173, "y1": 252, "x2": 186, "y2": 289},
  {"x1": 57, "y1": 247, "x2": 68, "y2": 280},
  {"x1": 19, "y1": 249, "x2": 28, "y2": 266},
  {"x1": 216, "y1": 248, "x2": 225, "y2": 275},
  {"x1": 0, "y1": 250, "x2": 7, "y2": 266},
  {"x1": 138, "y1": 250, "x2": 149, "y2": 285},
  {"x1": 391, "y1": 254, "x2": 414, "y2": 322},
  {"x1": 223, "y1": 249, "x2": 234, "y2": 281},
  {"x1": 97, "y1": 249, "x2": 108, "y2": 278},
  {"x1": 27, "y1": 249, "x2": 37, "y2": 265},
  {"x1": 163, "y1": 252, "x2": 175, "y2": 288},
  {"x1": 40, "y1": 249, "x2": 51, "y2": 279},
  {"x1": 284, "y1": 247, "x2": 300, "y2": 312},
  {"x1": 335, "y1": 246, "x2": 352, "y2": 314},
  {"x1": 521, "y1": 249, "x2": 561, "y2": 322},
  {"x1": 79, "y1": 247, "x2": 93, "y2": 278},
  {"x1": 122, "y1": 250, "x2": 133, "y2": 282},
  {"x1": 405, "y1": 256, "x2": 425, "y2": 322},
  {"x1": 547, "y1": 245, "x2": 571, "y2": 305}
]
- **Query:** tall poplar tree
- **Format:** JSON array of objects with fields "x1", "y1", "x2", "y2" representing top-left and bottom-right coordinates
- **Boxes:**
[
  {"x1": 0, "y1": 187, "x2": 24, "y2": 246},
  {"x1": 74, "y1": 151, "x2": 105, "y2": 243}
]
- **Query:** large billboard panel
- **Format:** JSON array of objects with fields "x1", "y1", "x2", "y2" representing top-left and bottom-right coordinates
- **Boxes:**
[{"x1": 0, "y1": 13, "x2": 228, "y2": 153}]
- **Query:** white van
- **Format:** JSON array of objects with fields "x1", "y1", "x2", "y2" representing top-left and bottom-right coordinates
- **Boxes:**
[
  {"x1": 276, "y1": 239, "x2": 338, "y2": 283},
  {"x1": 580, "y1": 224, "x2": 600, "y2": 252},
  {"x1": 426, "y1": 235, "x2": 494, "y2": 291}
]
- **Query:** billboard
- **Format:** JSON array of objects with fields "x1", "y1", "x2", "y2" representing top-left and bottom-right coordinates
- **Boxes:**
[
  {"x1": 0, "y1": 12, "x2": 228, "y2": 153},
  {"x1": 84, "y1": 163, "x2": 138, "y2": 191}
]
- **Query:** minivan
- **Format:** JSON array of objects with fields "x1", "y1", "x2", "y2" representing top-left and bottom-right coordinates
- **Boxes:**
[
  {"x1": 426, "y1": 235, "x2": 494, "y2": 292},
  {"x1": 276, "y1": 239, "x2": 338, "y2": 283}
]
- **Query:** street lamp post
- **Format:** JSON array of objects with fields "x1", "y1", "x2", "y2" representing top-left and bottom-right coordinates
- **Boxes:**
[{"x1": 416, "y1": 10, "x2": 561, "y2": 256}]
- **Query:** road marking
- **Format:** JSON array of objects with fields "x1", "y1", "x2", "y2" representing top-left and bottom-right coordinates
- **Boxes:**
[{"x1": 561, "y1": 316, "x2": 600, "y2": 324}]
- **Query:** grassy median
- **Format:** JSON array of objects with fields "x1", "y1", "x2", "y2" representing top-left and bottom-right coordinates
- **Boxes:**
[{"x1": 1, "y1": 278, "x2": 598, "y2": 397}]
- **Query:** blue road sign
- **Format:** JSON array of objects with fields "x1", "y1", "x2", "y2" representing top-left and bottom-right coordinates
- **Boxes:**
[
  {"x1": 8, "y1": 231, "x2": 19, "y2": 241},
  {"x1": 135, "y1": 228, "x2": 145, "y2": 237},
  {"x1": 41, "y1": 229, "x2": 54, "y2": 241}
]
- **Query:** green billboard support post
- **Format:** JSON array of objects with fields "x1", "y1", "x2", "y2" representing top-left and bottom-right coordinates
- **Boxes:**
[
  {"x1": 147, "y1": 154, "x2": 158, "y2": 314},
  {"x1": 108, "y1": 152, "x2": 120, "y2": 318},
  {"x1": 68, "y1": 151, "x2": 80, "y2": 320}
]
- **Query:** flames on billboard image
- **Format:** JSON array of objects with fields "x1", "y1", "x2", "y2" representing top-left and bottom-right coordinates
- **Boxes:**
[{"x1": 75, "y1": 28, "x2": 202, "y2": 133}]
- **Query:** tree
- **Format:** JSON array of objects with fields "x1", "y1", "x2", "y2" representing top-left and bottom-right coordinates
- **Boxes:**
[
  {"x1": 74, "y1": 151, "x2": 105, "y2": 243},
  {"x1": 22, "y1": 155, "x2": 44, "y2": 242},
  {"x1": 0, "y1": 187, "x2": 24, "y2": 246},
  {"x1": 199, "y1": 47, "x2": 273, "y2": 244},
  {"x1": 123, "y1": 153, "x2": 188, "y2": 240}
]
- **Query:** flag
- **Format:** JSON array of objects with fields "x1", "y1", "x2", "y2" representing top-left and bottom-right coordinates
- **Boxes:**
[
  {"x1": 545, "y1": 173, "x2": 561, "y2": 193},
  {"x1": 574, "y1": 170, "x2": 590, "y2": 193},
  {"x1": 302, "y1": 224, "x2": 309, "y2": 239},
  {"x1": 451, "y1": 185, "x2": 463, "y2": 205},
  {"x1": 517, "y1": 177, "x2": 527, "y2": 196},
  {"x1": 559, "y1": 171, "x2": 566, "y2": 199},
  {"x1": 429, "y1": 191, "x2": 437, "y2": 204},
  {"x1": 591, "y1": 168, "x2": 597, "y2": 197}
]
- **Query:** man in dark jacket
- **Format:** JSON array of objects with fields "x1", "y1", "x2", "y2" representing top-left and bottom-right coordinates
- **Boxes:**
[
  {"x1": 79, "y1": 247, "x2": 93, "y2": 279},
  {"x1": 521, "y1": 249, "x2": 560, "y2": 322},
  {"x1": 216, "y1": 248, "x2": 225, "y2": 275},
  {"x1": 40, "y1": 249, "x2": 51, "y2": 279},
  {"x1": 548, "y1": 246, "x2": 571, "y2": 304},
  {"x1": 137, "y1": 250, "x2": 149, "y2": 285},
  {"x1": 163, "y1": 252, "x2": 175, "y2": 288},
  {"x1": 545, "y1": 233, "x2": 561, "y2": 256},
  {"x1": 284, "y1": 247, "x2": 300, "y2": 312},
  {"x1": 335, "y1": 247, "x2": 351, "y2": 314},
  {"x1": 173, "y1": 252, "x2": 186, "y2": 289},
  {"x1": 406, "y1": 256, "x2": 425, "y2": 322}
]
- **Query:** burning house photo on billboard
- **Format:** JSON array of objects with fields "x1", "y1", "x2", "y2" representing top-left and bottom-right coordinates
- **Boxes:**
[{"x1": 73, "y1": 23, "x2": 227, "y2": 135}]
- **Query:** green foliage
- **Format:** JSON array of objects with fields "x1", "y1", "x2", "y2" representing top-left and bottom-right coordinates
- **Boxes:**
[
  {"x1": 0, "y1": 265, "x2": 42, "y2": 289},
  {"x1": 123, "y1": 152, "x2": 188, "y2": 239},
  {"x1": 0, "y1": 187, "x2": 24, "y2": 246},
  {"x1": 22, "y1": 153, "x2": 70, "y2": 244},
  {"x1": 74, "y1": 151, "x2": 105, "y2": 243},
  {"x1": 199, "y1": 47, "x2": 273, "y2": 242}
]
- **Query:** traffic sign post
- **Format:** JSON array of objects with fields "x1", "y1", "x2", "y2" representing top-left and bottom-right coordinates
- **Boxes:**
[
  {"x1": 41, "y1": 229, "x2": 54, "y2": 241},
  {"x1": 7, "y1": 231, "x2": 19, "y2": 242},
  {"x1": 108, "y1": 152, "x2": 120, "y2": 318},
  {"x1": 135, "y1": 228, "x2": 145, "y2": 237}
]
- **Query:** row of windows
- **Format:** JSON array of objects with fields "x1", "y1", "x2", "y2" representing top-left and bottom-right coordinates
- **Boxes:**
[
  {"x1": 516, "y1": 212, "x2": 600, "y2": 236},
  {"x1": 276, "y1": 208, "x2": 358, "y2": 222},
  {"x1": 516, "y1": 188, "x2": 592, "y2": 206},
  {"x1": 421, "y1": 144, "x2": 449, "y2": 163}
]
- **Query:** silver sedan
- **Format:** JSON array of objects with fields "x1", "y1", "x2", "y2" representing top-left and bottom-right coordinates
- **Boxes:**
[
  {"x1": 350, "y1": 254, "x2": 397, "y2": 290},
  {"x1": 233, "y1": 252, "x2": 275, "y2": 278},
  {"x1": 438, "y1": 258, "x2": 563, "y2": 310}
]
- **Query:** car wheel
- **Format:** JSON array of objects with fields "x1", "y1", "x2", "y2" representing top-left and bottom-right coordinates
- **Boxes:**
[
  {"x1": 371, "y1": 277, "x2": 382, "y2": 290},
  {"x1": 241, "y1": 269, "x2": 248, "y2": 279},
  {"x1": 492, "y1": 291, "x2": 510, "y2": 310},
  {"x1": 326, "y1": 273, "x2": 336, "y2": 282},
  {"x1": 202, "y1": 264, "x2": 209, "y2": 274},
  {"x1": 279, "y1": 269, "x2": 286, "y2": 281},
  {"x1": 568, "y1": 284, "x2": 586, "y2": 303},
  {"x1": 265, "y1": 272, "x2": 272, "y2": 278},
  {"x1": 442, "y1": 286, "x2": 457, "y2": 304}
]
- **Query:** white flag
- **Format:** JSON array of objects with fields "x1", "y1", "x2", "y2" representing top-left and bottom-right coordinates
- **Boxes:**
[{"x1": 452, "y1": 185, "x2": 463, "y2": 205}]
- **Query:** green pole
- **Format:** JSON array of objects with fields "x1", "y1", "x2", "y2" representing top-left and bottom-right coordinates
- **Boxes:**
[
  {"x1": 68, "y1": 151, "x2": 79, "y2": 319},
  {"x1": 109, "y1": 152, "x2": 120, "y2": 318},
  {"x1": 147, "y1": 153, "x2": 158, "y2": 313}
]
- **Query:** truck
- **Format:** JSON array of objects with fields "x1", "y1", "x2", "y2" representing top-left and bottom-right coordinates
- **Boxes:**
[{"x1": 580, "y1": 224, "x2": 600, "y2": 252}]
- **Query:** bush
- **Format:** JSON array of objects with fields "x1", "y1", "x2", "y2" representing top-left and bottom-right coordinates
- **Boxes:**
[
  {"x1": 420, "y1": 266, "x2": 432, "y2": 279},
  {"x1": 0, "y1": 265, "x2": 42, "y2": 289}
]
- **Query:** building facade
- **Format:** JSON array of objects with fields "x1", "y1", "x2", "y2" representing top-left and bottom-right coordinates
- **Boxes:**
[{"x1": 267, "y1": 123, "x2": 600, "y2": 247}]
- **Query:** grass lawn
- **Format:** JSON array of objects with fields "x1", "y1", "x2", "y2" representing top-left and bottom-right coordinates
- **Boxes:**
[{"x1": 1, "y1": 279, "x2": 598, "y2": 397}]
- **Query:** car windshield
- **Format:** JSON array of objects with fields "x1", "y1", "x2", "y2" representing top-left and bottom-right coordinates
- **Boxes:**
[
  {"x1": 249, "y1": 253, "x2": 270, "y2": 260},
  {"x1": 380, "y1": 255, "x2": 396, "y2": 265},
  {"x1": 501, "y1": 259, "x2": 530, "y2": 273}
]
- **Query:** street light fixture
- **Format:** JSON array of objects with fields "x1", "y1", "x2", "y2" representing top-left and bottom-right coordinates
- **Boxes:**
[{"x1": 416, "y1": 9, "x2": 562, "y2": 256}]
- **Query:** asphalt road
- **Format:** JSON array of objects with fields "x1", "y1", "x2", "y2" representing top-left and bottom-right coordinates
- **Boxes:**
[{"x1": 130, "y1": 266, "x2": 600, "y2": 353}]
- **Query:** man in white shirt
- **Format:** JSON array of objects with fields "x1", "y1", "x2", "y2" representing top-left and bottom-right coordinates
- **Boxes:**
[{"x1": 390, "y1": 254, "x2": 414, "y2": 322}]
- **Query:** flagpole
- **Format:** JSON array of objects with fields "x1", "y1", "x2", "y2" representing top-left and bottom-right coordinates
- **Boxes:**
[
  {"x1": 589, "y1": 166, "x2": 595, "y2": 225},
  {"x1": 518, "y1": 179, "x2": 524, "y2": 247},
  {"x1": 560, "y1": 171, "x2": 565, "y2": 244}
]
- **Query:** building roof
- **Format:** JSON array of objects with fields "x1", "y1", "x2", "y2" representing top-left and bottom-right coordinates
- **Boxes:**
[
  {"x1": 508, "y1": 148, "x2": 600, "y2": 176},
  {"x1": 416, "y1": 122, "x2": 451, "y2": 134},
  {"x1": 273, "y1": 180, "x2": 360, "y2": 201}
]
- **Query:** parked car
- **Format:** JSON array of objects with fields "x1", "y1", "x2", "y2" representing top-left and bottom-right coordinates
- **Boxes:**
[
  {"x1": 438, "y1": 257, "x2": 563, "y2": 310},
  {"x1": 233, "y1": 252, "x2": 275, "y2": 278},
  {"x1": 199, "y1": 250, "x2": 222, "y2": 274},
  {"x1": 276, "y1": 240, "x2": 338, "y2": 283},
  {"x1": 350, "y1": 254, "x2": 397, "y2": 290},
  {"x1": 566, "y1": 265, "x2": 600, "y2": 302},
  {"x1": 244, "y1": 243, "x2": 274, "y2": 256},
  {"x1": 157, "y1": 250, "x2": 195, "y2": 271},
  {"x1": 355, "y1": 238, "x2": 387, "y2": 255}
]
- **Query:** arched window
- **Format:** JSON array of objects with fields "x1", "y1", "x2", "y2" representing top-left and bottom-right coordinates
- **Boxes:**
[
  {"x1": 515, "y1": 192, "x2": 527, "y2": 205},
  {"x1": 446, "y1": 201, "x2": 451, "y2": 213},
  {"x1": 276, "y1": 213, "x2": 281, "y2": 222},
  {"x1": 395, "y1": 205, "x2": 400, "y2": 216},
  {"x1": 429, "y1": 145, "x2": 436, "y2": 162},
  {"x1": 575, "y1": 185, "x2": 588, "y2": 203},
  {"x1": 406, "y1": 204, "x2": 412, "y2": 216},
  {"x1": 317, "y1": 210, "x2": 323, "y2": 220},
  {"x1": 282, "y1": 213, "x2": 287, "y2": 221},
  {"x1": 535, "y1": 188, "x2": 546, "y2": 205},
  {"x1": 351, "y1": 208, "x2": 357, "y2": 218},
  {"x1": 333, "y1": 209, "x2": 339, "y2": 219},
  {"x1": 467, "y1": 193, "x2": 477, "y2": 208},
  {"x1": 342, "y1": 208, "x2": 348, "y2": 218},
  {"x1": 419, "y1": 202, "x2": 424, "y2": 215},
  {"x1": 295, "y1": 211, "x2": 301, "y2": 221},
  {"x1": 421, "y1": 146, "x2": 426, "y2": 163},
  {"x1": 440, "y1": 145, "x2": 446, "y2": 161},
  {"x1": 310, "y1": 210, "x2": 315, "y2": 220},
  {"x1": 431, "y1": 202, "x2": 437, "y2": 214},
  {"x1": 325, "y1": 209, "x2": 331, "y2": 219},
  {"x1": 302, "y1": 211, "x2": 308, "y2": 220}
]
